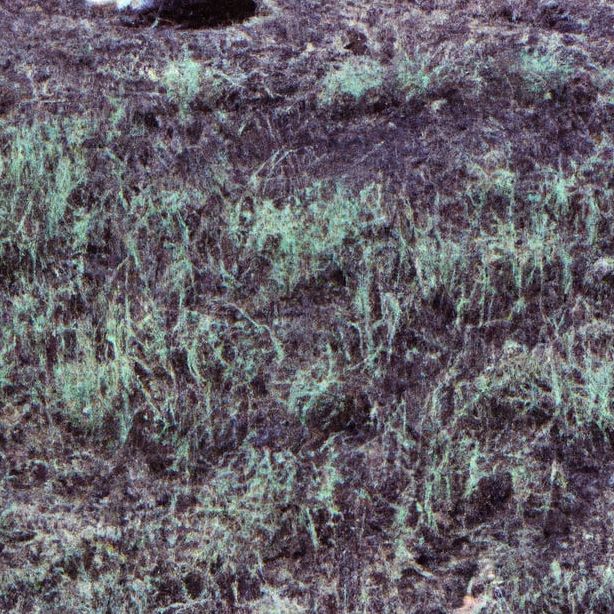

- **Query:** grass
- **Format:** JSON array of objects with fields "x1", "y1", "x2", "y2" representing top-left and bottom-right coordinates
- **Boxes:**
[
  {"x1": 518, "y1": 48, "x2": 574, "y2": 101},
  {"x1": 1, "y1": 4, "x2": 613, "y2": 611},
  {"x1": 0, "y1": 118, "x2": 91, "y2": 264},
  {"x1": 229, "y1": 180, "x2": 387, "y2": 296},
  {"x1": 2, "y1": 105, "x2": 612, "y2": 609},
  {"x1": 161, "y1": 52, "x2": 203, "y2": 121},
  {"x1": 394, "y1": 48, "x2": 450, "y2": 102},
  {"x1": 318, "y1": 57, "x2": 386, "y2": 106}
]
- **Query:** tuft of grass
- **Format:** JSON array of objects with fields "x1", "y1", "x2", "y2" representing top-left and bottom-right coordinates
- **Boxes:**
[
  {"x1": 0, "y1": 118, "x2": 91, "y2": 267},
  {"x1": 230, "y1": 180, "x2": 386, "y2": 296},
  {"x1": 394, "y1": 49, "x2": 445, "y2": 100},
  {"x1": 318, "y1": 56, "x2": 386, "y2": 106},
  {"x1": 161, "y1": 52, "x2": 202, "y2": 120},
  {"x1": 288, "y1": 344, "x2": 343, "y2": 428},
  {"x1": 54, "y1": 316, "x2": 135, "y2": 442},
  {"x1": 517, "y1": 48, "x2": 573, "y2": 101}
]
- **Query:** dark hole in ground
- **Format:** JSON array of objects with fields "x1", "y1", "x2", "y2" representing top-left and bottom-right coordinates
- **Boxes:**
[{"x1": 131, "y1": 0, "x2": 258, "y2": 28}]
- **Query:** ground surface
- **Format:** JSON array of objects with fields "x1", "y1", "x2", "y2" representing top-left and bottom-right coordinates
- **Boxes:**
[{"x1": 0, "y1": 0, "x2": 613, "y2": 612}]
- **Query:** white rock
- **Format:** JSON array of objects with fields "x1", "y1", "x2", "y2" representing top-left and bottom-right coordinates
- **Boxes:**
[{"x1": 85, "y1": 0, "x2": 157, "y2": 10}]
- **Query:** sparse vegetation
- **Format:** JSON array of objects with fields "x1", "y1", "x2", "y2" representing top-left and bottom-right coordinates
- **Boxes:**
[{"x1": 1, "y1": 0, "x2": 613, "y2": 612}]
